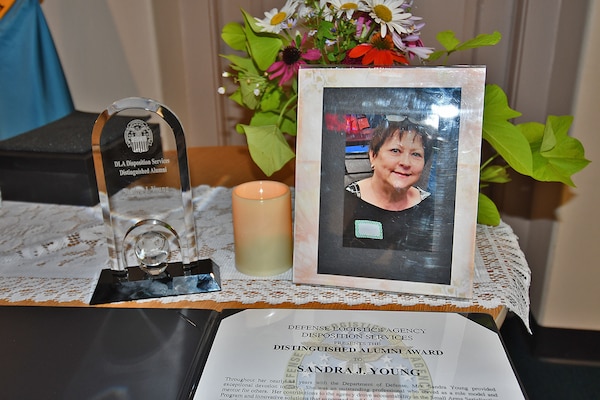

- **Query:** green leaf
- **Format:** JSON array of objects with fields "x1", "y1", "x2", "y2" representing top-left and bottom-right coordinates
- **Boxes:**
[
  {"x1": 241, "y1": 10, "x2": 282, "y2": 71},
  {"x1": 250, "y1": 109, "x2": 296, "y2": 136},
  {"x1": 259, "y1": 86, "x2": 283, "y2": 112},
  {"x1": 229, "y1": 88, "x2": 244, "y2": 107},
  {"x1": 221, "y1": 54, "x2": 258, "y2": 75},
  {"x1": 483, "y1": 119, "x2": 532, "y2": 175},
  {"x1": 239, "y1": 124, "x2": 296, "y2": 176},
  {"x1": 518, "y1": 120, "x2": 544, "y2": 145},
  {"x1": 519, "y1": 116, "x2": 591, "y2": 186},
  {"x1": 430, "y1": 31, "x2": 502, "y2": 62},
  {"x1": 280, "y1": 108, "x2": 297, "y2": 136},
  {"x1": 541, "y1": 115, "x2": 573, "y2": 152},
  {"x1": 456, "y1": 31, "x2": 502, "y2": 51},
  {"x1": 221, "y1": 22, "x2": 247, "y2": 51},
  {"x1": 241, "y1": 9, "x2": 266, "y2": 33},
  {"x1": 480, "y1": 164, "x2": 511, "y2": 184},
  {"x1": 249, "y1": 111, "x2": 279, "y2": 127},
  {"x1": 237, "y1": 73, "x2": 266, "y2": 109},
  {"x1": 235, "y1": 123, "x2": 245, "y2": 134},
  {"x1": 426, "y1": 50, "x2": 445, "y2": 62},
  {"x1": 483, "y1": 85, "x2": 532, "y2": 176},
  {"x1": 317, "y1": 20, "x2": 336, "y2": 40},
  {"x1": 484, "y1": 84, "x2": 521, "y2": 120},
  {"x1": 477, "y1": 193, "x2": 501, "y2": 226},
  {"x1": 435, "y1": 30, "x2": 461, "y2": 52}
]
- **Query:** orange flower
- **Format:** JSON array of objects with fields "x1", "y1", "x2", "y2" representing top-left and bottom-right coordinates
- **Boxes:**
[{"x1": 348, "y1": 33, "x2": 408, "y2": 65}]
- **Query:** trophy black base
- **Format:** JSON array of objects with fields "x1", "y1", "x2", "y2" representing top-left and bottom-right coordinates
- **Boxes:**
[{"x1": 89, "y1": 259, "x2": 221, "y2": 305}]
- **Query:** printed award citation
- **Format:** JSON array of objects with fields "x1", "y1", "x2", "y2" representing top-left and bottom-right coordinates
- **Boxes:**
[{"x1": 194, "y1": 309, "x2": 525, "y2": 400}]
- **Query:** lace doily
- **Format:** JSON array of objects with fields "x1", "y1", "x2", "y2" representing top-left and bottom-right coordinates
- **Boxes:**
[{"x1": 0, "y1": 185, "x2": 530, "y2": 330}]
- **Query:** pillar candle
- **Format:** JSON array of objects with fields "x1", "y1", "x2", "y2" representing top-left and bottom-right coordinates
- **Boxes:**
[{"x1": 232, "y1": 181, "x2": 293, "y2": 276}]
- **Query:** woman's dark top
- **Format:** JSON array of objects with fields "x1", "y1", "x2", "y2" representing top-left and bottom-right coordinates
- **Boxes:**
[{"x1": 343, "y1": 182, "x2": 434, "y2": 252}]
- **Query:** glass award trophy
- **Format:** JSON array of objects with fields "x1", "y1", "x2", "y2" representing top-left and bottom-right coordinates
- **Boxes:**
[{"x1": 89, "y1": 97, "x2": 220, "y2": 304}]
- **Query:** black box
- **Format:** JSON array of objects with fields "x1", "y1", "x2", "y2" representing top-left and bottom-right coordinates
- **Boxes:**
[{"x1": 0, "y1": 111, "x2": 160, "y2": 206}]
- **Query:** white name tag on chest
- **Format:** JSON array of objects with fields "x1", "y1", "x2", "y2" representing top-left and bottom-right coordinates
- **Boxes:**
[{"x1": 354, "y1": 220, "x2": 383, "y2": 240}]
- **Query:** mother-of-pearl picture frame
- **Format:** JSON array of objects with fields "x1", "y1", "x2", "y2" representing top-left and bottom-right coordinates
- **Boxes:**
[{"x1": 293, "y1": 66, "x2": 486, "y2": 299}]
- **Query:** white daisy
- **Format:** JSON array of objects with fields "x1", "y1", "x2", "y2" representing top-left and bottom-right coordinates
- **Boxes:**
[
  {"x1": 255, "y1": 0, "x2": 299, "y2": 34},
  {"x1": 327, "y1": 0, "x2": 366, "y2": 19},
  {"x1": 364, "y1": 0, "x2": 414, "y2": 38},
  {"x1": 318, "y1": 0, "x2": 335, "y2": 22},
  {"x1": 297, "y1": 2, "x2": 317, "y2": 19}
]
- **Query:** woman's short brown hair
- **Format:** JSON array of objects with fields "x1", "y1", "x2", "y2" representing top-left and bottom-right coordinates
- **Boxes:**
[{"x1": 369, "y1": 118, "x2": 435, "y2": 164}]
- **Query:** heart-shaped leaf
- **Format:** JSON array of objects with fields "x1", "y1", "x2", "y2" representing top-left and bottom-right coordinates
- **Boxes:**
[
  {"x1": 239, "y1": 124, "x2": 295, "y2": 176},
  {"x1": 221, "y1": 22, "x2": 246, "y2": 51},
  {"x1": 241, "y1": 10, "x2": 283, "y2": 71},
  {"x1": 519, "y1": 116, "x2": 590, "y2": 186}
]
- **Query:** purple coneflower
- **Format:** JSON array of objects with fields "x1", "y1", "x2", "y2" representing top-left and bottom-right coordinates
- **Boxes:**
[{"x1": 267, "y1": 36, "x2": 321, "y2": 86}]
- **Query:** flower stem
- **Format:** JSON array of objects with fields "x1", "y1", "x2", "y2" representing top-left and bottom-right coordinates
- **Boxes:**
[
  {"x1": 480, "y1": 154, "x2": 499, "y2": 170},
  {"x1": 278, "y1": 93, "x2": 298, "y2": 127}
]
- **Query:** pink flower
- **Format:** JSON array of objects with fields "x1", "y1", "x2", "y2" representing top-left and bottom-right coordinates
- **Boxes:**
[{"x1": 267, "y1": 36, "x2": 321, "y2": 86}]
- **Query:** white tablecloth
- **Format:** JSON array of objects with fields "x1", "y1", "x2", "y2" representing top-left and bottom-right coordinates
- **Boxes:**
[{"x1": 0, "y1": 185, "x2": 530, "y2": 330}]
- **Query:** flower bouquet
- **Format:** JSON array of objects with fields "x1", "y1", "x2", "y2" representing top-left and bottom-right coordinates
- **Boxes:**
[{"x1": 218, "y1": 0, "x2": 589, "y2": 225}]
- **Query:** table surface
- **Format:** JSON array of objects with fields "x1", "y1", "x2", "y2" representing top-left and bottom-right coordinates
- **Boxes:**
[{"x1": 0, "y1": 146, "x2": 531, "y2": 329}]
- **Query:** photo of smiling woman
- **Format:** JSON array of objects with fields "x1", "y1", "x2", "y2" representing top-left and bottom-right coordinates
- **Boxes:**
[
  {"x1": 313, "y1": 86, "x2": 464, "y2": 285},
  {"x1": 343, "y1": 118, "x2": 435, "y2": 251},
  {"x1": 293, "y1": 67, "x2": 487, "y2": 296}
]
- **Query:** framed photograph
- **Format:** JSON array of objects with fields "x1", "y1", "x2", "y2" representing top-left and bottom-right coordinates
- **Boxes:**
[{"x1": 293, "y1": 66, "x2": 486, "y2": 298}]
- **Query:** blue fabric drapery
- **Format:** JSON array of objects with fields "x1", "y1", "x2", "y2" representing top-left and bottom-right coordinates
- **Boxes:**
[{"x1": 0, "y1": 0, "x2": 74, "y2": 140}]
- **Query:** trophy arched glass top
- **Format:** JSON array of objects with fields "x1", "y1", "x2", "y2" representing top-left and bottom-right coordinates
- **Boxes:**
[{"x1": 90, "y1": 97, "x2": 220, "y2": 304}]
